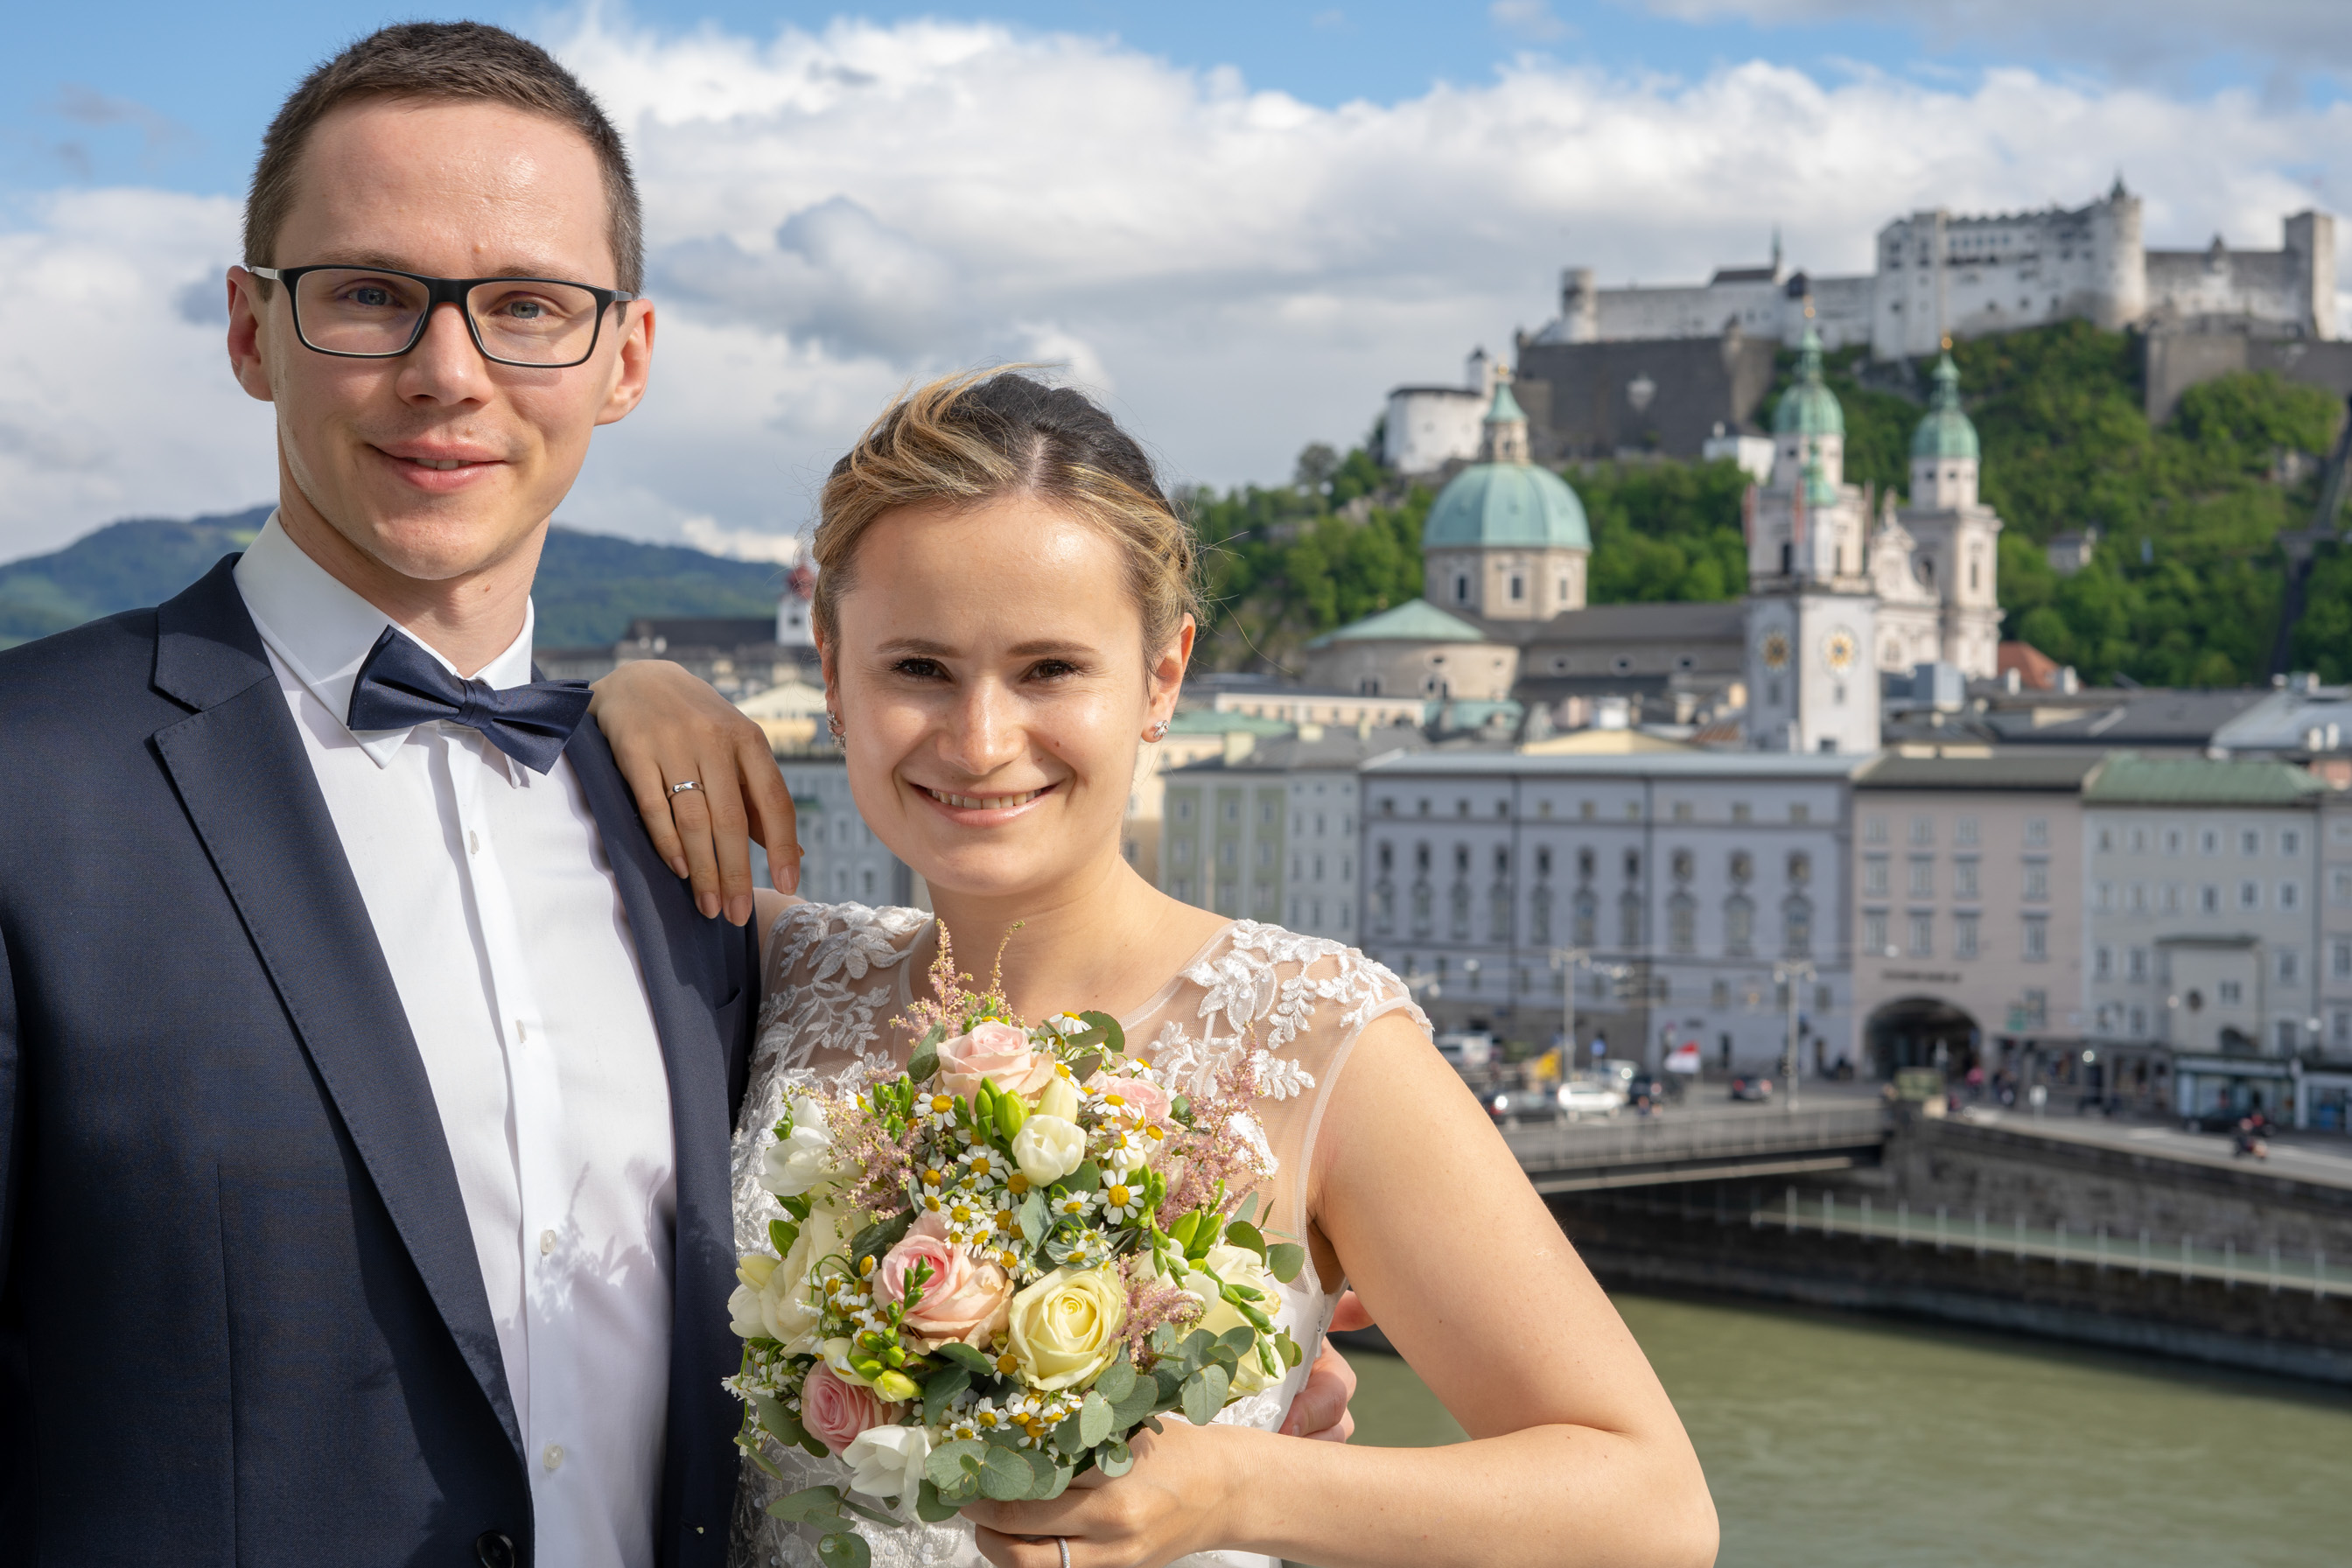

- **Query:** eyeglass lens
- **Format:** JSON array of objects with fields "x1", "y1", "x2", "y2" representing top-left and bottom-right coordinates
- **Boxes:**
[{"x1": 294, "y1": 268, "x2": 604, "y2": 365}]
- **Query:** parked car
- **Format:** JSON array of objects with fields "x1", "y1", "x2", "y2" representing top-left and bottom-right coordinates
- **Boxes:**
[
  {"x1": 1728, "y1": 1075, "x2": 1774, "y2": 1102},
  {"x1": 1556, "y1": 1079, "x2": 1627, "y2": 1119},
  {"x1": 1436, "y1": 1032, "x2": 1497, "y2": 1069},
  {"x1": 1627, "y1": 1069, "x2": 1683, "y2": 1104},
  {"x1": 1485, "y1": 1086, "x2": 1560, "y2": 1125}
]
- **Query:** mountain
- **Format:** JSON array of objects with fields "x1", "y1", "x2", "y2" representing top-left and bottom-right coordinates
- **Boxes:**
[{"x1": 0, "y1": 509, "x2": 788, "y2": 650}]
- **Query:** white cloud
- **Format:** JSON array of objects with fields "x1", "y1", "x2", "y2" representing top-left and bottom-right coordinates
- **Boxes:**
[
  {"x1": 1492, "y1": 1, "x2": 1573, "y2": 45},
  {"x1": 5, "y1": 13, "x2": 2352, "y2": 564},
  {"x1": 678, "y1": 514, "x2": 802, "y2": 563}
]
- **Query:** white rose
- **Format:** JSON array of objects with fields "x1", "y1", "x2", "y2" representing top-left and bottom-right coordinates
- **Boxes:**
[
  {"x1": 760, "y1": 1096, "x2": 840, "y2": 1198},
  {"x1": 1012, "y1": 1114, "x2": 1087, "y2": 1186},
  {"x1": 729, "y1": 1204, "x2": 848, "y2": 1354},
  {"x1": 842, "y1": 1422, "x2": 932, "y2": 1502},
  {"x1": 1161, "y1": 1242, "x2": 1284, "y2": 1396}
]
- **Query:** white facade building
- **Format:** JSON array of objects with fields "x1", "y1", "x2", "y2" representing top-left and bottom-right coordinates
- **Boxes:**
[
  {"x1": 1382, "y1": 348, "x2": 1502, "y2": 475},
  {"x1": 1359, "y1": 751, "x2": 1860, "y2": 1073},
  {"x1": 1533, "y1": 186, "x2": 2335, "y2": 362}
]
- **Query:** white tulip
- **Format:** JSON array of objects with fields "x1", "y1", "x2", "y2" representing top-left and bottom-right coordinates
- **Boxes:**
[
  {"x1": 1034, "y1": 1074, "x2": 1082, "y2": 1123},
  {"x1": 1012, "y1": 1114, "x2": 1087, "y2": 1186},
  {"x1": 842, "y1": 1422, "x2": 932, "y2": 1502}
]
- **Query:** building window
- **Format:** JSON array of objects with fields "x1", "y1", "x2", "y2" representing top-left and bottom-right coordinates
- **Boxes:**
[
  {"x1": 2243, "y1": 829, "x2": 2262, "y2": 856},
  {"x1": 1451, "y1": 881, "x2": 1473, "y2": 941},
  {"x1": 1790, "y1": 802, "x2": 1810, "y2": 824},
  {"x1": 2129, "y1": 827, "x2": 2148, "y2": 854},
  {"x1": 2278, "y1": 1019, "x2": 2302, "y2": 1053},
  {"x1": 2164, "y1": 828, "x2": 2184, "y2": 856},
  {"x1": 2023, "y1": 917, "x2": 2048, "y2": 962},
  {"x1": 2220, "y1": 980, "x2": 2244, "y2": 1004},
  {"x1": 1863, "y1": 911, "x2": 1889, "y2": 956},
  {"x1": 1908, "y1": 858, "x2": 1934, "y2": 898},
  {"x1": 1908, "y1": 913, "x2": 1934, "y2": 958},
  {"x1": 1573, "y1": 890, "x2": 1598, "y2": 948},
  {"x1": 1725, "y1": 894, "x2": 1754, "y2": 956},
  {"x1": 1785, "y1": 896, "x2": 1814, "y2": 957},
  {"x1": 1910, "y1": 816, "x2": 1934, "y2": 847},
  {"x1": 2096, "y1": 828, "x2": 2114, "y2": 853},
  {"x1": 1173, "y1": 838, "x2": 1194, "y2": 866},
  {"x1": 2129, "y1": 1006, "x2": 2146, "y2": 1036},
  {"x1": 1865, "y1": 857, "x2": 1890, "y2": 898},
  {"x1": 2128, "y1": 948, "x2": 2148, "y2": 983},
  {"x1": 1865, "y1": 816, "x2": 1888, "y2": 845},
  {"x1": 2023, "y1": 860, "x2": 2048, "y2": 902},
  {"x1": 1669, "y1": 893, "x2": 1697, "y2": 955},
  {"x1": 1712, "y1": 978, "x2": 1730, "y2": 1009},
  {"x1": 2094, "y1": 946, "x2": 2112, "y2": 981},
  {"x1": 2026, "y1": 819, "x2": 2049, "y2": 849},
  {"x1": 1954, "y1": 858, "x2": 1979, "y2": 899},
  {"x1": 2023, "y1": 990, "x2": 2048, "y2": 1028},
  {"x1": 1732, "y1": 802, "x2": 1753, "y2": 824},
  {"x1": 1531, "y1": 885, "x2": 1553, "y2": 943},
  {"x1": 2281, "y1": 880, "x2": 2300, "y2": 911},
  {"x1": 2281, "y1": 948, "x2": 2301, "y2": 983},
  {"x1": 1672, "y1": 802, "x2": 1694, "y2": 822},
  {"x1": 1956, "y1": 914, "x2": 1980, "y2": 960},
  {"x1": 2334, "y1": 1009, "x2": 2351, "y2": 1047},
  {"x1": 2334, "y1": 938, "x2": 2352, "y2": 980},
  {"x1": 1508, "y1": 574, "x2": 1524, "y2": 601},
  {"x1": 1175, "y1": 797, "x2": 1194, "y2": 821},
  {"x1": 1490, "y1": 883, "x2": 1514, "y2": 943},
  {"x1": 1956, "y1": 816, "x2": 1979, "y2": 847},
  {"x1": 1577, "y1": 847, "x2": 1596, "y2": 879},
  {"x1": 2240, "y1": 880, "x2": 2262, "y2": 911},
  {"x1": 1618, "y1": 891, "x2": 1643, "y2": 948},
  {"x1": 2201, "y1": 885, "x2": 2221, "y2": 914},
  {"x1": 2334, "y1": 870, "x2": 2352, "y2": 906},
  {"x1": 1411, "y1": 882, "x2": 1432, "y2": 934},
  {"x1": 1452, "y1": 573, "x2": 1470, "y2": 604},
  {"x1": 1670, "y1": 849, "x2": 1694, "y2": 882},
  {"x1": 1219, "y1": 842, "x2": 1238, "y2": 870}
]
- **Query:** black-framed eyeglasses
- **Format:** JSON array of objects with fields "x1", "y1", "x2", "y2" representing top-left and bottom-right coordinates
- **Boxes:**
[{"x1": 250, "y1": 264, "x2": 640, "y2": 368}]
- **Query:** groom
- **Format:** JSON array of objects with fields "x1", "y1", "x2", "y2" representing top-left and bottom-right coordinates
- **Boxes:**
[{"x1": 0, "y1": 24, "x2": 771, "y2": 1568}]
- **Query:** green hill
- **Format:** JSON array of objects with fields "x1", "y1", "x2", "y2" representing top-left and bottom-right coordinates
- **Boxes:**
[
  {"x1": 0, "y1": 510, "x2": 788, "y2": 651},
  {"x1": 1190, "y1": 322, "x2": 2349, "y2": 685}
]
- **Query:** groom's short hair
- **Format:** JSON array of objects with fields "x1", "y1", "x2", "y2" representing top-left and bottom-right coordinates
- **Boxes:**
[{"x1": 243, "y1": 20, "x2": 643, "y2": 291}]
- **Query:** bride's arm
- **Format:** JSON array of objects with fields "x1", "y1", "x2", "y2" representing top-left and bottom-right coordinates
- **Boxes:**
[
  {"x1": 965, "y1": 1012, "x2": 1718, "y2": 1568},
  {"x1": 588, "y1": 659, "x2": 804, "y2": 925}
]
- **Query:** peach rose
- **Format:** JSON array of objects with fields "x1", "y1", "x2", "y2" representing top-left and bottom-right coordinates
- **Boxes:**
[
  {"x1": 1088, "y1": 1074, "x2": 1172, "y2": 1125},
  {"x1": 801, "y1": 1361, "x2": 897, "y2": 1455},
  {"x1": 937, "y1": 1019, "x2": 1054, "y2": 1099},
  {"x1": 873, "y1": 1212, "x2": 1015, "y2": 1349}
]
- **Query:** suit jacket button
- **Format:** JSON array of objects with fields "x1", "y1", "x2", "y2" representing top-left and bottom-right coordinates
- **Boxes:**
[{"x1": 475, "y1": 1530, "x2": 518, "y2": 1568}]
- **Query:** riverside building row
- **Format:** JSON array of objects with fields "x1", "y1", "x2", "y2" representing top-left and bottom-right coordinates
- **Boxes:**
[{"x1": 1158, "y1": 741, "x2": 2352, "y2": 1130}]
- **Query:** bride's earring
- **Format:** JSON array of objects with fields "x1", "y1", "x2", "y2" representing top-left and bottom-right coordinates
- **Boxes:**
[
  {"x1": 827, "y1": 711, "x2": 845, "y2": 740},
  {"x1": 1144, "y1": 718, "x2": 1169, "y2": 742}
]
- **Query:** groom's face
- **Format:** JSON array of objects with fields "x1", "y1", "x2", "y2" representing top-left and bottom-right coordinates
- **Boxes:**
[{"x1": 228, "y1": 97, "x2": 652, "y2": 587}]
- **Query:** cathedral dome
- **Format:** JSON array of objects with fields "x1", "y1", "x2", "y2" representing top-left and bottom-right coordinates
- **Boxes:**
[
  {"x1": 1910, "y1": 352, "x2": 1980, "y2": 461},
  {"x1": 1423, "y1": 461, "x2": 1591, "y2": 551},
  {"x1": 1773, "y1": 326, "x2": 1844, "y2": 438}
]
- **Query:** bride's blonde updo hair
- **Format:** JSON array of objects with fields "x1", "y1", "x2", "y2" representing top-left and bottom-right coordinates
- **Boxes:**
[{"x1": 810, "y1": 369, "x2": 1200, "y2": 660}]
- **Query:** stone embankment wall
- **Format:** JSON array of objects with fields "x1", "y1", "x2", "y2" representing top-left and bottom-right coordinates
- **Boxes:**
[{"x1": 1551, "y1": 1116, "x2": 2352, "y2": 1383}]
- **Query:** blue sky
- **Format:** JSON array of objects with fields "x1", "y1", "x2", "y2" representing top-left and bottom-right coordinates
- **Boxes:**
[
  {"x1": 9, "y1": 1, "x2": 2343, "y2": 208},
  {"x1": 5, "y1": 2, "x2": 2351, "y2": 561}
]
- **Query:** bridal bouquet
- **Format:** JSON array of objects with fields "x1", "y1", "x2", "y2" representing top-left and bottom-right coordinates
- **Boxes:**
[{"x1": 725, "y1": 934, "x2": 1308, "y2": 1568}]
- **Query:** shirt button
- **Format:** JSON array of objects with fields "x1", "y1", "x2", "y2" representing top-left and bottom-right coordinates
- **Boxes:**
[
  {"x1": 515, "y1": 1019, "x2": 528, "y2": 1043},
  {"x1": 543, "y1": 1443, "x2": 564, "y2": 1473},
  {"x1": 540, "y1": 1229, "x2": 556, "y2": 1256},
  {"x1": 469, "y1": 830, "x2": 480, "y2": 855}
]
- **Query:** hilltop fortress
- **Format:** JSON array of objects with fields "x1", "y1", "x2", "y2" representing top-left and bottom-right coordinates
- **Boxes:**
[{"x1": 1384, "y1": 182, "x2": 2348, "y2": 474}]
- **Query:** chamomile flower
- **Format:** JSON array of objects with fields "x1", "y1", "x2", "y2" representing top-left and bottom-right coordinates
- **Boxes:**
[
  {"x1": 920, "y1": 1092, "x2": 961, "y2": 1131},
  {"x1": 1048, "y1": 1191, "x2": 1097, "y2": 1222},
  {"x1": 1093, "y1": 1090, "x2": 1142, "y2": 1123},
  {"x1": 1100, "y1": 1180, "x2": 1147, "y2": 1224},
  {"x1": 962, "y1": 1148, "x2": 1008, "y2": 1186},
  {"x1": 1097, "y1": 1129, "x2": 1147, "y2": 1169}
]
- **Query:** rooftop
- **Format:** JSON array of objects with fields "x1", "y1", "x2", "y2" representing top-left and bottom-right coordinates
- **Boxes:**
[
  {"x1": 1304, "y1": 598, "x2": 1489, "y2": 648},
  {"x1": 2082, "y1": 752, "x2": 2328, "y2": 807},
  {"x1": 1164, "y1": 708, "x2": 1295, "y2": 738},
  {"x1": 1857, "y1": 751, "x2": 2106, "y2": 792},
  {"x1": 1172, "y1": 730, "x2": 1432, "y2": 774},
  {"x1": 1365, "y1": 750, "x2": 1866, "y2": 780}
]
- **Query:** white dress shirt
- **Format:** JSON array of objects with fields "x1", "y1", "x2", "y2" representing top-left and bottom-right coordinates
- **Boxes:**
[{"x1": 235, "y1": 516, "x2": 675, "y2": 1568}]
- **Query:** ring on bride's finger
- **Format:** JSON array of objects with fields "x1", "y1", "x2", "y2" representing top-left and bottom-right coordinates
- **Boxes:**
[{"x1": 668, "y1": 780, "x2": 702, "y2": 796}]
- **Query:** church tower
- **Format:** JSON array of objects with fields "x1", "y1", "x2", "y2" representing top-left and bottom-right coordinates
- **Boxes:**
[
  {"x1": 1744, "y1": 326, "x2": 1880, "y2": 754},
  {"x1": 1895, "y1": 350, "x2": 2003, "y2": 677},
  {"x1": 1419, "y1": 374, "x2": 1591, "y2": 621}
]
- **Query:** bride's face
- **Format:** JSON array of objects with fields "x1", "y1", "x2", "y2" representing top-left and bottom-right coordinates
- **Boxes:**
[{"x1": 822, "y1": 493, "x2": 1186, "y2": 902}]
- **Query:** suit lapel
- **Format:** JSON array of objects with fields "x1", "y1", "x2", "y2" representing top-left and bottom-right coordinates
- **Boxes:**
[
  {"x1": 564, "y1": 716, "x2": 751, "y2": 1555},
  {"x1": 149, "y1": 560, "x2": 522, "y2": 1460}
]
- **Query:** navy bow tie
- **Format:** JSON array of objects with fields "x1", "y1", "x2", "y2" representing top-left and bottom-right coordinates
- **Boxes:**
[{"x1": 346, "y1": 625, "x2": 592, "y2": 774}]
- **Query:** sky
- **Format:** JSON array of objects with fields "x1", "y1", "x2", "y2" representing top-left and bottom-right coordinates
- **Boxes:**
[{"x1": 4, "y1": 0, "x2": 2352, "y2": 563}]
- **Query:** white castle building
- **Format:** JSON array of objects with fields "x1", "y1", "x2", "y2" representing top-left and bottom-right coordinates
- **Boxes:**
[{"x1": 1530, "y1": 181, "x2": 2336, "y2": 361}]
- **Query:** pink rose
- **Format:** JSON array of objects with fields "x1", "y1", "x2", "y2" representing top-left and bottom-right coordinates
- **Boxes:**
[
  {"x1": 1088, "y1": 1074, "x2": 1172, "y2": 1125},
  {"x1": 874, "y1": 1212, "x2": 1015, "y2": 1350},
  {"x1": 936, "y1": 1019, "x2": 1054, "y2": 1099},
  {"x1": 801, "y1": 1362, "x2": 896, "y2": 1456}
]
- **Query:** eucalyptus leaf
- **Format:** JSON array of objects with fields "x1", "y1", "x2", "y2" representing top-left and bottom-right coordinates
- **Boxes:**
[
  {"x1": 1065, "y1": 1160, "x2": 1102, "y2": 1194},
  {"x1": 1017, "y1": 1191, "x2": 1047, "y2": 1247},
  {"x1": 1093, "y1": 1356, "x2": 1138, "y2": 1405},
  {"x1": 1264, "y1": 1242, "x2": 1307, "y2": 1284},
  {"x1": 931, "y1": 1341, "x2": 995, "y2": 1376},
  {"x1": 1278, "y1": 1331, "x2": 1304, "y2": 1368},
  {"x1": 1067, "y1": 1048, "x2": 1105, "y2": 1080},
  {"x1": 850, "y1": 1211, "x2": 914, "y2": 1267},
  {"x1": 1179, "y1": 1328, "x2": 1217, "y2": 1367},
  {"x1": 1078, "y1": 1010, "x2": 1125, "y2": 1054},
  {"x1": 1216, "y1": 1325, "x2": 1257, "y2": 1359},
  {"x1": 752, "y1": 1393, "x2": 810, "y2": 1451},
  {"x1": 908, "y1": 1025, "x2": 946, "y2": 1084},
  {"x1": 915, "y1": 1480, "x2": 962, "y2": 1523},
  {"x1": 925, "y1": 1438, "x2": 988, "y2": 1490},
  {"x1": 1111, "y1": 1375, "x2": 1161, "y2": 1429},
  {"x1": 768, "y1": 1486, "x2": 848, "y2": 1525},
  {"x1": 922, "y1": 1365, "x2": 972, "y2": 1424},
  {"x1": 1078, "y1": 1390, "x2": 1115, "y2": 1448},
  {"x1": 816, "y1": 1531, "x2": 872, "y2": 1568},
  {"x1": 1096, "y1": 1436, "x2": 1135, "y2": 1478},
  {"x1": 1223, "y1": 1220, "x2": 1266, "y2": 1257},
  {"x1": 1022, "y1": 1447, "x2": 1062, "y2": 1497},
  {"x1": 839, "y1": 1497, "x2": 906, "y2": 1527},
  {"x1": 1040, "y1": 1460, "x2": 1076, "y2": 1500},
  {"x1": 978, "y1": 1445, "x2": 1035, "y2": 1502},
  {"x1": 1181, "y1": 1362, "x2": 1230, "y2": 1426},
  {"x1": 1233, "y1": 1192, "x2": 1259, "y2": 1228}
]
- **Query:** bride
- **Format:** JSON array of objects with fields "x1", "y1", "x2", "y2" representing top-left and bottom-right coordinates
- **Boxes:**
[{"x1": 590, "y1": 370, "x2": 1716, "y2": 1568}]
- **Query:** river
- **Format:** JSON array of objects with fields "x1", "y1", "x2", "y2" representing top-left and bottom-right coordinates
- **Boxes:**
[{"x1": 1340, "y1": 1291, "x2": 2352, "y2": 1566}]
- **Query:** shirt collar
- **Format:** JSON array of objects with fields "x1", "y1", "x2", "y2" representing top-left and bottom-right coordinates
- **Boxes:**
[{"x1": 233, "y1": 511, "x2": 540, "y2": 770}]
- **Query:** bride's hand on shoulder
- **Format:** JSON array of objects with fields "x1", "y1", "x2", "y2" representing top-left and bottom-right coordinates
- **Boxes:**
[
  {"x1": 588, "y1": 659, "x2": 803, "y2": 923},
  {"x1": 963, "y1": 1418, "x2": 1250, "y2": 1568}
]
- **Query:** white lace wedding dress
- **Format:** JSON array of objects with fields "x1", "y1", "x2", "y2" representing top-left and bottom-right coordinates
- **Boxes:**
[{"x1": 726, "y1": 904, "x2": 1428, "y2": 1568}]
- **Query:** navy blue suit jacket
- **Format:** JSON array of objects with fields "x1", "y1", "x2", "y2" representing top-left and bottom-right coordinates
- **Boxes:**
[{"x1": 0, "y1": 558, "x2": 756, "y2": 1566}]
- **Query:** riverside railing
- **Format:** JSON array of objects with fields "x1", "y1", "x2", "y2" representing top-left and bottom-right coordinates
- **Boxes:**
[
  {"x1": 1736, "y1": 1186, "x2": 2352, "y2": 1301},
  {"x1": 1507, "y1": 1104, "x2": 1889, "y2": 1181}
]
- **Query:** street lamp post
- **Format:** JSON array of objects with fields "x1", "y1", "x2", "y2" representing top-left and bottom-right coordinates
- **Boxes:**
[
  {"x1": 1550, "y1": 947, "x2": 1589, "y2": 1078},
  {"x1": 1774, "y1": 958, "x2": 1815, "y2": 1114}
]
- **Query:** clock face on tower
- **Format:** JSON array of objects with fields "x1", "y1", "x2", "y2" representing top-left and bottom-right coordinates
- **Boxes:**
[
  {"x1": 1822, "y1": 626, "x2": 1858, "y2": 674},
  {"x1": 1759, "y1": 630, "x2": 1790, "y2": 671}
]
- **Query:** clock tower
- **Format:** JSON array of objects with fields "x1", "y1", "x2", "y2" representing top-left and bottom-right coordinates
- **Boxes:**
[{"x1": 1743, "y1": 326, "x2": 1880, "y2": 754}]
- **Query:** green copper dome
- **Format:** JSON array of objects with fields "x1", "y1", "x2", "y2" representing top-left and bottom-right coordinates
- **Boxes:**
[
  {"x1": 1773, "y1": 326, "x2": 1844, "y2": 438},
  {"x1": 1909, "y1": 352, "x2": 1980, "y2": 461},
  {"x1": 1424, "y1": 463, "x2": 1592, "y2": 551}
]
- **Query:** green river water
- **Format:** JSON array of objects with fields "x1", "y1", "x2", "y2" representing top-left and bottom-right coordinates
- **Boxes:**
[{"x1": 1342, "y1": 1292, "x2": 2352, "y2": 1567}]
